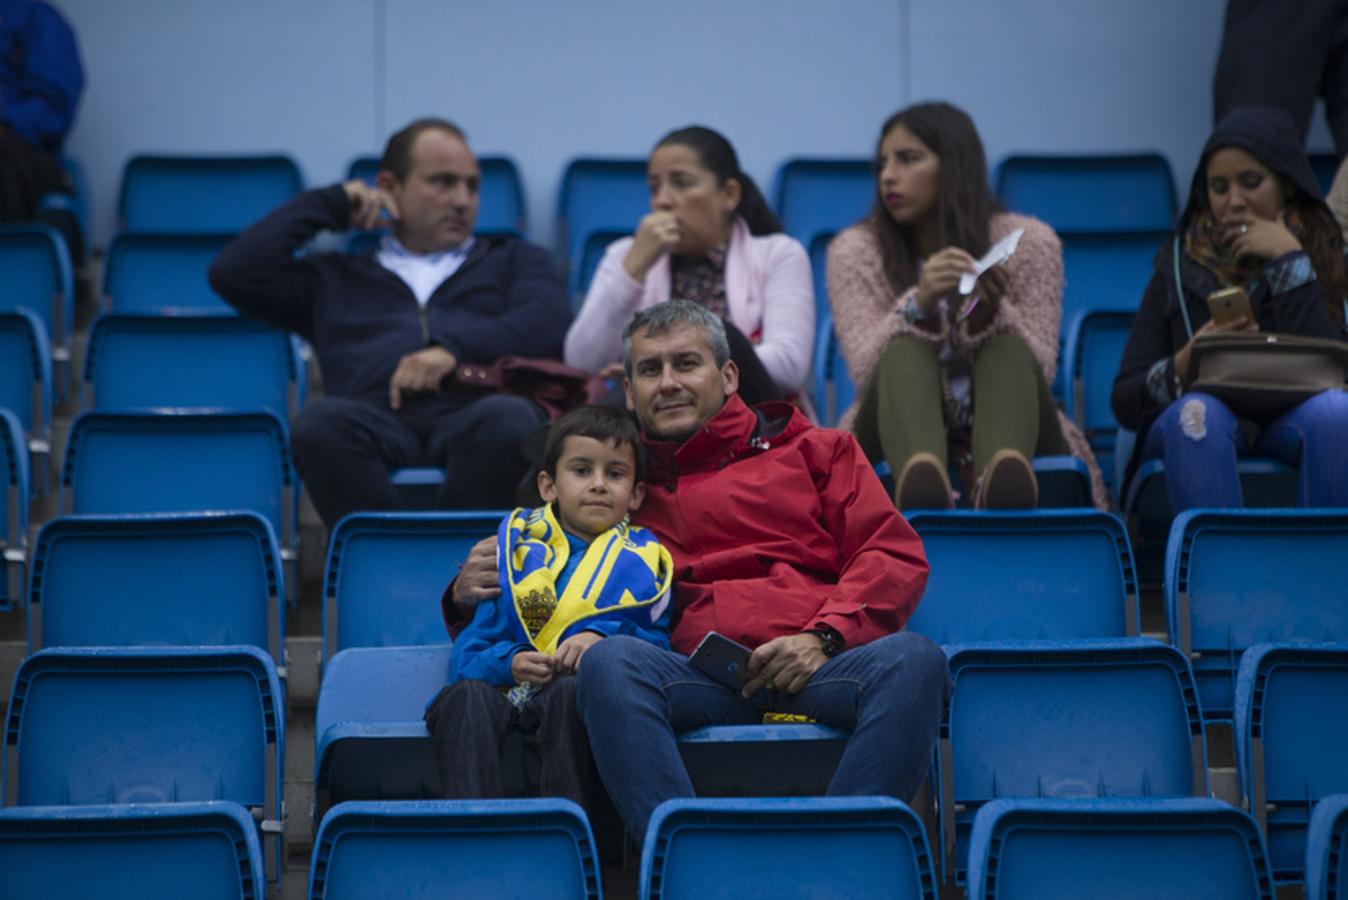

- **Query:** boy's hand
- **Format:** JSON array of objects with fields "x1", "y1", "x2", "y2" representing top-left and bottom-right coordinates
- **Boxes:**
[
  {"x1": 554, "y1": 632, "x2": 603, "y2": 674},
  {"x1": 511, "y1": 651, "x2": 555, "y2": 685}
]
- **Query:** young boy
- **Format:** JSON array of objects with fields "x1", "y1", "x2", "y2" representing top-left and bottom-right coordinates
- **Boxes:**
[{"x1": 424, "y1": 405, "x2": 672, "y2": 808}]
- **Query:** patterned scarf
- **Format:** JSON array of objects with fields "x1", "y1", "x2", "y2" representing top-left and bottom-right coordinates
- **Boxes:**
[
  {"x1": 670, "y1": 244, "x2": 729, "y2": 318},
  {"x1": 499, "y1": 504, "x2": 673, "y2": 656},
  {"x1": 1184, "y1": 209, "x2": 1304, "y2": 288}
]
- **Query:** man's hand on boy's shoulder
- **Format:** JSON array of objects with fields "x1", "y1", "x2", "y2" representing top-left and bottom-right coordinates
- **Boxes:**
[
  {"x1": 452, "y1": 537, "x2": 501, "y2": 608},
  {"x1": 511, "y1": 651, "x2": 555, "y2": 685},
  {"x1": 554, "y1": 631, "x2": 603, "y2": 675}
]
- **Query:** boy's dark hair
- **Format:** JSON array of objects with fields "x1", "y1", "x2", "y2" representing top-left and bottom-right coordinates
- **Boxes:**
[{"x1": 542, "y1": 405, "x2": 647, "y2": 482}]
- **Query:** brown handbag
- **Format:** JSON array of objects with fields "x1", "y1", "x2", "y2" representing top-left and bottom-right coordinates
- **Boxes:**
[
  {"x1": 452, "y1": 356, "x2": 607, "y2": 420},
  {"x1": 1182, "y1": 332, "x2": 1348, "y2": 420}
]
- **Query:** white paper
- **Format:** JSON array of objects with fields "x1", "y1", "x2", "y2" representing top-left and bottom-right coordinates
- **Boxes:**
[{"x1": 958, "y1": 227, "x2": 1024, "y2": 295}]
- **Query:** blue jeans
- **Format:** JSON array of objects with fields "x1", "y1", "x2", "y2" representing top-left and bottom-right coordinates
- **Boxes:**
[
  {"x1": 1141, "y1": 389, "x2": 1348, "y2": 511},
  {"x1": 575, "y1": 632, "x2": 951, "y2": 838}
]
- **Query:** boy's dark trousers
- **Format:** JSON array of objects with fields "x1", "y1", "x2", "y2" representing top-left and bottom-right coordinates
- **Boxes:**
[{"x1": 424, "y1": 675, "x2": 595, "y2": 810}]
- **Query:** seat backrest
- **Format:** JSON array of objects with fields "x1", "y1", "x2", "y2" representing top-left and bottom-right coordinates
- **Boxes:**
[
  {"x1": 1305, "y1": 793, "x2": 1348, "y2": 900},
  {"x1": 557, "y1": 158, "x2": 648, "y2": 293},
  {"x1": 1167, "y1": 511, "x2": 1348, "y2": 721},
  {"x1": 1058, "y1": 230, "x2": 1162, "y2": 328},
  {"x1": 84, "y1": 313, "x2": 299, "y2": 417},
  {"x1": 1063, "y1": 309, "x2": 1135, "y2": 446},
  {"x1": 323, "y1": 511, "x2": 502, "y2": 663},
  {"x1": 995, "y1": 153, "x2": 1177, "y2": 232},
  {"x1": 771, "y1": 158, "x2": 873, "y2": 253},
  {"x1": 347, "y1": 154, "x2": 525, "y2": 235},
  {"x1": 62, "y1": 411, "x2": 293, "y2": 541},
  {"x1": 941, "y1": 640, "x2": 1205, "y2": 883},
  {"x1": 120, "y1": 155, "x2": 303, "y2": 232},
  {"x1": 0, "y1": 309, "x2": 53, "y2": 438},
  {"x1": 103, "y1": 232, "x2": 234, "y2": 313},
  {"x1": 0, "y1": 410, "x2": 28, "y2": 610},
  {"x1": 0, "y1": 802, "x2": 265, "y2": 900},
  {"x1": 0, "y1": 224, "x2": 74, "y2": 350},
  {"x1": 4, "y1": 646, "x2": 282, "y2": 811},
  {"x1": 309, "y1": 799, "x2": 600, "y2": 900},
  {"x1": 575, "y1": 228, "x2": 629, "y2": 305},
  {"x1": 1309, "y1": 152, "x2": 1340, "y2": 195},
  {"x1": 28, "y1": 512, "x2": 283, "y2": 662},
  {"x1": 907, "y1": 511, "x2": 1138, "y2": 644},
  {"x1": 809, "y1": 315, "x2": 856, "y2": 429},
  {"x1": 966, "y1": 798, "x2": 1275, "y2": 900},
  {"x1": 1235, "y1": 643, "x2": 1348, "y2": 883},
  {"x1": 641, "y1": 797, "x2": 934, "y2": 899}
]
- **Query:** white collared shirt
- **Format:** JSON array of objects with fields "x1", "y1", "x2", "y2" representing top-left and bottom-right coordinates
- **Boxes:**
[{"x1": 377, "y1": 234, "x2": 476, "y2": 306}]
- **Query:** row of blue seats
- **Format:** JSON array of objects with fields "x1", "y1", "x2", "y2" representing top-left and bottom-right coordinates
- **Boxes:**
[
  {"x1": 11, "y1": 792, "x2": 1347, "y2": 899},
  {"x1": 5, "y1": 637, "x2": 1342, "y2": 890}
]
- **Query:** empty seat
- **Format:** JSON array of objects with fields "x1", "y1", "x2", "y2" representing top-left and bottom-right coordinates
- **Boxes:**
[
  {"x1": 27, "y1": 512, "x2": 284, "y2": 663},
  {"x1": 347, "y1": 154, "x2": 526, "y2": 235},
  {"x1": 1062, "y1": 309, "x2": 1135, "y2": 493},
  {"x1": 119, "y1": 154, "x2": 303, "y2": 232},
  {"x1": 640, "y1": 797, "x2": 935, "y2": 899},
  {"x1": 102, "y1": 232, "x2": 234, "y2": 312},
  {"x1": 771, "y1": 158, "x2": 873, "y2": 257},
  {"x1": 1235, "y1": 643, "x2": 1348, "y2": 883},
  {"x1": 0, "y1": 309, "x2": 54, "y2": 471},
  {"x1": 994, "y1": 153, "x2": 1177, "y2": 232},
  {"x1": 940, "y1": 640, "x2": 1206, "y2": 883},
  {"x1": 0, "y1": 224, "x2": 74, "y2": 381},
  {"x1": 1305, "y1": 793, "x2": 1348, "y2": 900},
  {"x1": 574, "y1": 227, "x2": 630, "y2": 303},
  {"x1": 557, "y1": 158, "x2": 648, "y2": 296},
  {"x1": 308, "y1": 799, "x2": 600, "y2": 899},
  {"x1": 905, "y1": 510, "x2": 1138, "y2": 644},
  {"x1": 965, "y1": 798, "x2": 1275, "y2": 899},
  {"x1": 809, "y1": 313, "x2": 853, "y2": 428},
  {"x1": 323, "y1": 511, "x2": 501, "y2": 664},
  {"x1": 0, "y1": 801, "x2": 266, "y2": 900},
  {"x1": 84, "y1": 312, "x2": 303, "y2": 418},
  {"x1": 0, "y1": 410, "x2": 28, "y2": 609},
  {"x1": 314, "y1": 645, "x2": 449, "y2": 818},
  {"x1": 676, "y1": 724, "x2": 849, "y2": 797},
  {"x1": 61, "y1": 410, "x2": 295, "y2": 550},
  {"x1": 3, "y1": 645, "x2": 285, "y2": 880},
  {"x1": 1167, "y1": 510, "x2": 1348, "y2": 722}
]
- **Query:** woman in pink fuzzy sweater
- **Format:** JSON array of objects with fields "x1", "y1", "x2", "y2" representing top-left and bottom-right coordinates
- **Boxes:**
[{"x1": 827, "y1": 102, "x2": 1106, "y2": 510}]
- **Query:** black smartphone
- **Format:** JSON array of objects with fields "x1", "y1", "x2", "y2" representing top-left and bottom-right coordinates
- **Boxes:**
[{"x1": 688, "y1": 631, "x2": 753, "y2": 691}]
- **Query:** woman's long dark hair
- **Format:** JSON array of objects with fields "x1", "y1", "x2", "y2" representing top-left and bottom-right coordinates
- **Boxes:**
[
  {"x1": 655, "y1": 126, "x2": 782, "y2": 237},
  {"x1": 864, "y1": 102, "x2": 999, "y2": 295}
]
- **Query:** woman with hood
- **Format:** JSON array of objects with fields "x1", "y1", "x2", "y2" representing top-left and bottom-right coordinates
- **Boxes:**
[{"x1": 1111, "y1": 107, "x2": 1348, "y2": 512}]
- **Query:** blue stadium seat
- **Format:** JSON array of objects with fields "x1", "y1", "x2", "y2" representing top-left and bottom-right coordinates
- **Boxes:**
[
  {"x1": 994, "y1": 153, "x2": 1177, "y2": 232},
  {"x1": 771, "y1": 158, "x2": 873, "y2": 257},
  {"x1": 0, "y1": 224, "x2": 74, "y2": 382},
  {"x1": 905, "y1": 510, "x2": 1138, "y2": 644},
  {"x1": 38, "y1": 156, "x2": 91, "y2": 263},
  {"x1": 309, "y1": 799, "x2": 600, "y2": 900},
  {"x1": 314, "y1": 646, "x2": 452, "y2": 819},
  {"x1": 119, "y1": 154, "x2": 303, "y2": 232},
  {"x1": 0, "y1": 309, "x2": 54, "y2": 482},
  {"x1": 574, "y1": 227, "x2": 630, "y2": 305},
  {"x1": 1235, "y1": 643, "x2": 1348, "y2": 883},
  {"x1": 0, "y1": 801, "x2": 266, "y2": 900},
  {"x1": 27, "y1": 512, "x2": 284, "y2": 664},
  {"x1": 347, "y1": 154, "x2": 526, "y2": 235},
  {"x1": 61, "y1": 410, "x2": 296, "y2": 552},
  {"x1": 676, "y1": 724, "x2": 849, "y2": 798},
  {"x1": 1166, "y1": 510, "x2": 1348, "y2": 722},
  {"x1": 1305, "y1": 793, "x2": 1348, "y2": 900},
  {"x1": 557, "y1": 158, "x2": 648, "y2": 296},
  {"x1": 966, "y1": 798, "x2": 1275, "y2": 899},
  {"x1": 640, "y1": 797, "x2": 935, "y2": 900},
  {"x1": 322, "y1": 511, "x2": 501, "y2": 665},
  {"x1": 809, "y1": 231, "x2": 832, "y2": 329},
  {"x1": 3, "y1": 645, "x2": 285, "y2": 881},
  {"x1": 1062, "y1": 308, "x2": 1135, "y2": 493},
  {"x1": 939, "y1": 640, "x2": 1206, "y2": 883},
  {"x1": 84, "y1": 312, "x2": 304, "y2": 418},
  {"x1": 1310, "y1": 152, "x2": 1341, "y2": 196},
  {"x1": 102, "y1": 232, "x2": 234, "y2": 312},
  {"x1": 0, "y1": 410, "x2": 28, "y2": 610}
]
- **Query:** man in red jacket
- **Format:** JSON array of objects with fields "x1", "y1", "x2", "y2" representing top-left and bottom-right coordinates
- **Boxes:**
[{"x1": 447, "y1": 300, "x2": 948, "y2": 837}]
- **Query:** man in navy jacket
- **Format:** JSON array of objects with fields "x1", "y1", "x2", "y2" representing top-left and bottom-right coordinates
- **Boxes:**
[{"x1": 210, "y1": 118, "x2": 571, "y2": 527}]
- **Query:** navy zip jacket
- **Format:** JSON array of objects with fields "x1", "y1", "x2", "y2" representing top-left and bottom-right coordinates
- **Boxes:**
[{"x1": 209, "y1": 184, "x2": 572, "y2": 404}]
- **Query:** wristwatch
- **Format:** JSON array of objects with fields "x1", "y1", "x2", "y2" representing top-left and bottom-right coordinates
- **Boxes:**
[{"x1": 810, "y1": 626, "x2": 846, "y2": 658}]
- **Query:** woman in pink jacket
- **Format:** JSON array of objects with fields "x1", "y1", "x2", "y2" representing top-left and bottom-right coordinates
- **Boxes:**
[
  {"x1": 828, "y1": 102, "x2": 1105, "y2": 510},
  {"x1": 564, "y1": 126, "x2": 814, "y2": 405}
]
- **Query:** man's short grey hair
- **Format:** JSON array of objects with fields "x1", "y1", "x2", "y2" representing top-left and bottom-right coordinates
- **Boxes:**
[{"x1": 621, "y1": 300, "x2": 731, "y2": 376}]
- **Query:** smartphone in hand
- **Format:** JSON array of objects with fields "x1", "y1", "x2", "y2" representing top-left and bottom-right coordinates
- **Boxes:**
[
  {"x1": 1206, "y1": 286, "x2": 1252, "y2": 326},
  {"x1": 688, "y1": 632, "x2": 752, "y2": 690}
]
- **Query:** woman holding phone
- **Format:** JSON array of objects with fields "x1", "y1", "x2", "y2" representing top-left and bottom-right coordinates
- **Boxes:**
[
  {"x1": 828, "y1": 102, "x2": 1105, "y2": 510},
  {"x1": 1112, "y1": 107, "x2": 1348, "y2": 511}
]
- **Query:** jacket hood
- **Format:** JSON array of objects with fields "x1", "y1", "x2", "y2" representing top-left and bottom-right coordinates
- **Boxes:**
[
  {"x1": 1180, "y1": 106, "x2": 1325, "y2": 231},
  {"x1": 642, "y1": 394, "x2": 812, "y2": 484}
]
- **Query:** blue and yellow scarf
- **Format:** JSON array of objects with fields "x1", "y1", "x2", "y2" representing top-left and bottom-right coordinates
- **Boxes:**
[{"x1": 499, "y1": 504, "x2": 673, "y2": 655}]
